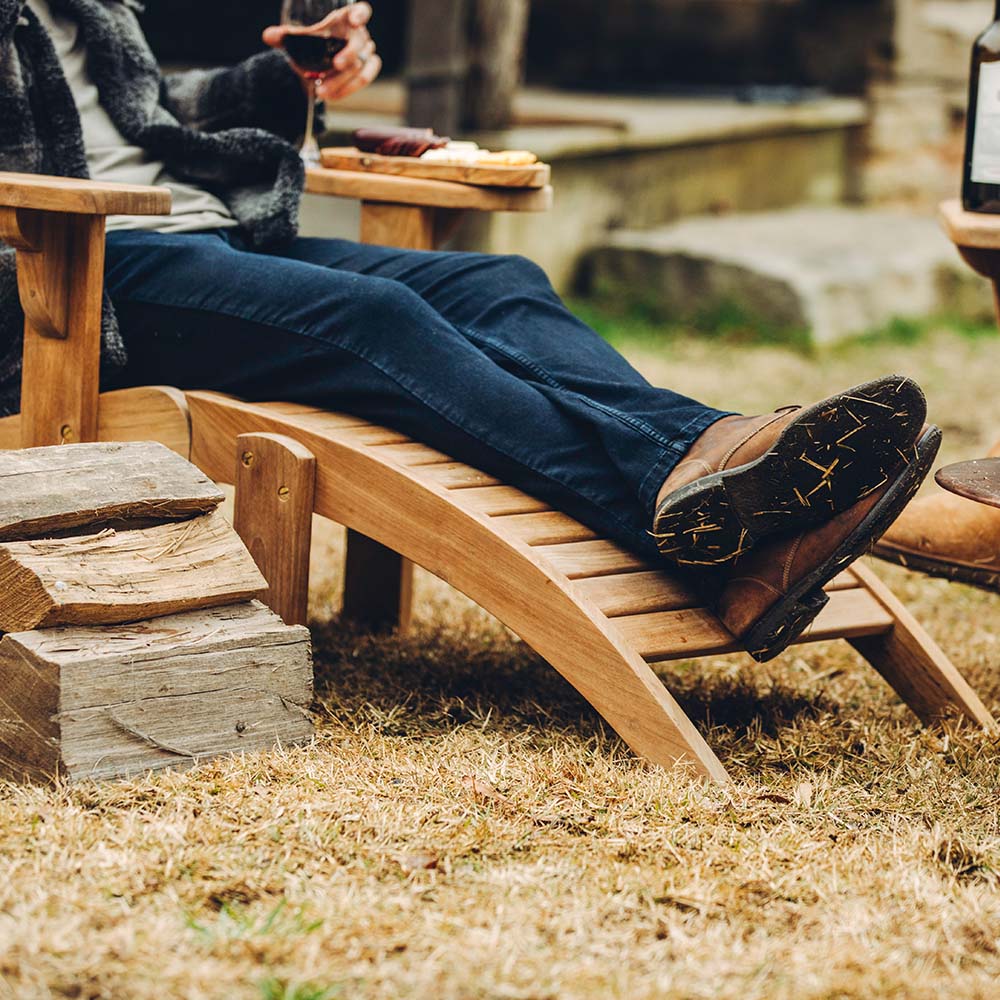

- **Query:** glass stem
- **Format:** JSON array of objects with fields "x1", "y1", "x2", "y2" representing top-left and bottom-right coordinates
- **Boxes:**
[{"x1": 301, "y1": 83, "x2": 320, "y2": 166}]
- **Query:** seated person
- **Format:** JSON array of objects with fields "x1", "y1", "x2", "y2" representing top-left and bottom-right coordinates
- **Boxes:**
[{"x1": 0, "y1": 0, "x2": 939, "y2": 661}]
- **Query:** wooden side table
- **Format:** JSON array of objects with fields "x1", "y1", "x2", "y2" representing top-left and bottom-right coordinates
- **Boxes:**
[
  {"x1": 939, "y1": 198, "x2": 1000, "y2": 314},
  {"x1": 938, "y1": 201, "x2": 1000, "y2": 510},
  {"x1": 937, "y1": 459, "x2": 1000, "y2": 509},
  {"x1": 305, "y1": 166, "x2": 553, "y2": 251}
]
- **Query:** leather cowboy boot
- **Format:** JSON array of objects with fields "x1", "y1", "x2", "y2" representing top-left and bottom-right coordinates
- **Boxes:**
[
  {"x1": 653, "y1": 375, "x2": 928, "y2": 568},
  {"x1": 873, "y1": 437, "x2": 1000, "y2": 593},
  {"x1": 711, "y1": 425, "x2": 942, "y2": 662}
]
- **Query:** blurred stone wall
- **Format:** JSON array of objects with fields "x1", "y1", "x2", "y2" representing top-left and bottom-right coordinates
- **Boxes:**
[{"x1": 865, "y1": 0, "x2": 991, "y2": 203}]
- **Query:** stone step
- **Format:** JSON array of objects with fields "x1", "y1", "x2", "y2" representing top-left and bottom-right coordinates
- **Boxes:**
[
  {"x1": 303, "y1": 82, "x2": 868, "y2": 293},
  {"x1": 584, "y1": 207, "x2": 994, "y2": 344}
]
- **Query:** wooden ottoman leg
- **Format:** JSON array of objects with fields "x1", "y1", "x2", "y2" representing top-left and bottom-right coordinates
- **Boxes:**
[
  {"x1": 342, "y1": 531, "x2": 414, "y2": 633},
  {"x1": 848, "y1": 562, "x2": 996, "y2": 729},
  {"x1": 234, "y1": 433, "x2": 316, "y2": 626}
]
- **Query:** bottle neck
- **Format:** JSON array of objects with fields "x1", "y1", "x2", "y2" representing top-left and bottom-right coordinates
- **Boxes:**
[{"x1": 995, "y1": 1, "x2": 1000, "y2": 21}]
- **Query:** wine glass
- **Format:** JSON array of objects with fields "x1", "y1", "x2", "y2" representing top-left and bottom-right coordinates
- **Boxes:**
[{"x1": 280, "y1": 0, "x2": 353, "y2": 165}]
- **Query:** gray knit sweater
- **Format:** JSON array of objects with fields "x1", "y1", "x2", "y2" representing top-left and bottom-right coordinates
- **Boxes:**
[{"x1": 0, "y1": 0, "x2": 310, "y2": 413}]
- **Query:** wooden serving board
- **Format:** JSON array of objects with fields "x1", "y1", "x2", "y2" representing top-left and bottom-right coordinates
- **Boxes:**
[{"x1": 320, "y1": 146, "x2": 551, "y2": 189}]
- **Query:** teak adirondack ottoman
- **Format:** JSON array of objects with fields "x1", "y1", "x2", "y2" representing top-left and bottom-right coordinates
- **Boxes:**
[{"x1": 0, "y1": 169, "x2": 993, "y2": 787}]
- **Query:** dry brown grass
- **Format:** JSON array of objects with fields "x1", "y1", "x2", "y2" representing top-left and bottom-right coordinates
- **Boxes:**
[{"x1": 2, "y1": 327, "x2": 1000, "y2": 1000}]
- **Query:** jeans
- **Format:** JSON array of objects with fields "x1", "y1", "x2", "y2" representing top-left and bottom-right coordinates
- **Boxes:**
[{"x1": 103, "y1": 230, "x2": 730, "y2": 558}]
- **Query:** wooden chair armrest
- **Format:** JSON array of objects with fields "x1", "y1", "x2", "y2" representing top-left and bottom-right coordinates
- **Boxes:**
[
  {"x1": 305, "y1": 167, "x2": 552, "y2": 214},
  {"x1": 0, "y1": 173, "x2": 168, "y2": 449},
  {"x1": 0, "y1": 172, "x2": 171, "y2": 217}
]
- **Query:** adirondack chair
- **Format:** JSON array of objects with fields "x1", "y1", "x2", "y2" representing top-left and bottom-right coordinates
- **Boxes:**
[{"x1": 0, "y1": 169, "x2": 993, "y2": 787}]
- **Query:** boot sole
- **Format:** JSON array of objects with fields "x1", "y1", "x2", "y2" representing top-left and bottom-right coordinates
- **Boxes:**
[
  {"x1": 871, "y1": 544, "x2": 1000, "y2": 595},
  {"x1": 653, "y1": 375, "x2": 927, "y2": 568},
  {"x1": 741, "y1": 425, "x2": 942, "y2": 663}
]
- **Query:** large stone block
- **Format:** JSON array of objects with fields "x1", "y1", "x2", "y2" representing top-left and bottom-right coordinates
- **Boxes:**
[{"x1": 585, "y1": 207, "x2": 993, "y2": 343}]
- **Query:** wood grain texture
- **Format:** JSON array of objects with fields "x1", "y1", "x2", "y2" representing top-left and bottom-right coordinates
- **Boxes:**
[
  {"x1": 307, "y1": 167, "x2": 553, "y2": 213},
  {"x1": 0, "y1": 171, "x2": 171, "y2": 216},
  {"x1": 0, "y1": 509, "x2": 266, "y2": 632},
  {"x1": 0, "y1": 601, "x2": 313, "y2": 784},
  {"x1": 575, "y1": 569, "x2": 861, "y2": 619},
  {"x1": 360, "y1": 203, "x2": 435, "y2": 250},
  {"x1": 320, "y1": 147, "x2": 550, "y2": 189},
  {"x1": 459, "y1": 485, "x2": 550, "y2": 516},
  {"x1": 234, "y1": 433, "x2": 316, "y2": 626},
  {"x1": 938, "y1": 198, "x2": 1000, "y2": 251},
  {"x1": 0, "y1": 441, "x2": 221, "y2": 541},
  {"x1": 185, "y1": 391, "x2": 996, "y2": 775},
  {"x1": 848, "y1": 561, "x2": 996, "y2": 729},
  {"x1": 496, "y1": 511, "x2": 599, "y2": 545},
  {"x1": 936, "y1": 458, "x2": 1000, "y2": 510},
  {"x1": 0, "y1": 387, "x2": 193, "y2": 457},
  {"x1": 185, "y1": 391, "x2": 731, "y2": 782},
  {"x1": 342, "y1": 529, "x2": 415, "y2": 633},
  {"x1": 17, "y1": 212, "x2": 104, "y2": 447},
  {"x1": 619, "y1": 588, "x2": 894, "y2": 662}
]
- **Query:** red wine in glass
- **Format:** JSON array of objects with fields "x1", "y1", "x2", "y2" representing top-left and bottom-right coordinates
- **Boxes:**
[
  {"x1": 282, "y1": 34, "x2": 347, "y2": 79},
  {"x1": 280, "y1": 0, "x2": 353, "y2": 163}
]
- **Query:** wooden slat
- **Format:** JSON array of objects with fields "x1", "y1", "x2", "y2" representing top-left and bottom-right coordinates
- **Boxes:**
[
  {"x1": 535, "y1": 539, "x2": 649, "y2": 579},
  {"x1": 458, "y1": 486, "x2": 550, "y2": 516},
  {"x1": 306, "y1": 167, "x2": 553, "y2": 213},
  {"x1": 420, "y1": 462, "x2": 503, "y2": 489},
  {"x1": 575, "y1": 571, "x2": 702, "y2": 617},
  {"x1": 0, "y1": 441, "x2": 222, "y2": 541},
  {"x1": 255, "y1": 402, "x2": 369, "y2": 422},
  {"x1": 0, "y1": 172, "x2": 171, "y2": 216},
  {"x1": 369, "y1": 441, "x2": 453, "y2": 466},
  {"x1": 575, "y1": 568, "x2": 861, "y2": 619},
  {"x1": 335, "y1": 425, "x2": 410, "y2": 446},
  {"x1": 0, "y1": 386, "x2": 192, "y2": 458},
  {"x1": 494, "y1": 511, "x2": 598, "y2": 546},
  {"x1": 618, "y1": 589, "x2": 895, "y2": 663}
]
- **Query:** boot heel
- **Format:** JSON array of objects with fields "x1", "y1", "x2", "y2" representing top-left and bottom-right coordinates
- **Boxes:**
[{"x1": 744, "y1": 588, "x2": 829, "y2": 664}]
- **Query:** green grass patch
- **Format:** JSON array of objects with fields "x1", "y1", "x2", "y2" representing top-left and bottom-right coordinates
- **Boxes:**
[
  {"x1": 570, "y1": 294, "x2": 810, "y2": 354},
  {"x1": 570, "y1": 293, "x2": 999, "y2": 355}
]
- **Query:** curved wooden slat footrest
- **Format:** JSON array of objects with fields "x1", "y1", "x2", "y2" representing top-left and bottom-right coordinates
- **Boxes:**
[{"x1": 178, "y1": 391, "x2": 996, "y2": 780}]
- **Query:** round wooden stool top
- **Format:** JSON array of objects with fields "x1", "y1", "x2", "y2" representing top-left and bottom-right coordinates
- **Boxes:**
[{"x1": 936, "y1": 458, "x2": 1000, "y2": 509}]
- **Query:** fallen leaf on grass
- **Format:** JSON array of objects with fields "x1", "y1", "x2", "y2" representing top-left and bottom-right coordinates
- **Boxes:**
[
  {"x1": 398, "y1": 851, "x2": 439, "y2": 874},
  {"x1": 757, "y1": 793, "x2": 792, "y2": 805},
  {"x1": 794, "y1": 781, "x2": 814, "y2": 808},
  {"x1": 653, "y1": 894, "x2": 720, "y2": 916},
  {"x1": 462, "y1": 775, "x2": 510, "y2": 804}
]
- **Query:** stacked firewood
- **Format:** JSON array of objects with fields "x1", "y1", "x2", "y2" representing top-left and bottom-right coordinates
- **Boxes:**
[{"x1": 0, "y1": 442, "x2": 314, "y2": 784}]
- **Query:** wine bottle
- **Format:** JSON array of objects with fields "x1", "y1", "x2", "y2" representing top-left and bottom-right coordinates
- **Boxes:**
[{"x1": 964, "y1": 2, "x2": 1000, "y2": 211}]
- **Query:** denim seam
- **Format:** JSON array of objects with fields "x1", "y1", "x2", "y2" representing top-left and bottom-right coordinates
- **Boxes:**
[
  {"x1": 116, "y1": 293, "x2": 646, "y2": 542},
  {"x1": 458, "y1": 324, "x2": 681, "y2": 452}
]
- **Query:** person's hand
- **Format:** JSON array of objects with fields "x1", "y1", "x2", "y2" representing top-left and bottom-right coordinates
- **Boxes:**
[{"x1": 263, "y1": 2, "x2": 382, "y2": 102}]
